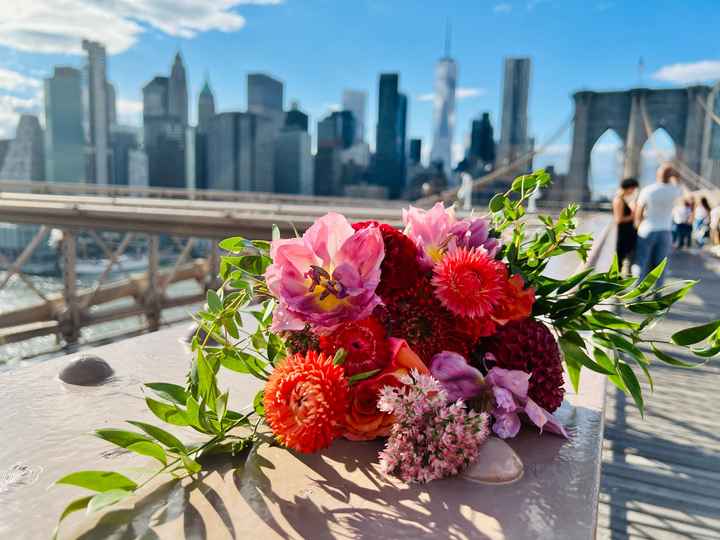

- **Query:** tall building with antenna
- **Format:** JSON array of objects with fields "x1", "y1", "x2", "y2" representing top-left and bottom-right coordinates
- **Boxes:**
[{"x1": 430, "y1": 24, "x2": 457, "y2": 179}]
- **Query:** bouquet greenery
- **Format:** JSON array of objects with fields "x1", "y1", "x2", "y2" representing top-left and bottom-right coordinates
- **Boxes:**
[{"x1": 52, "y1": 170, "x2": 719, "y2": 537}]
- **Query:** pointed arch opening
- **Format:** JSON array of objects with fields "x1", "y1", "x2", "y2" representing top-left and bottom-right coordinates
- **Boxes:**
[
  {"x1": 640, "y1": 128, "x2": 676, "y2": 185},
  {"x1": 589, "y1": 129, "x2": 624, "y2": 200}
]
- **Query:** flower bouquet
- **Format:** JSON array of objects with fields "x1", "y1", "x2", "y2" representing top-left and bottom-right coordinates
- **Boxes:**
[{"x1": 53, "y1": 171, "x2": 720, "y2": 534}]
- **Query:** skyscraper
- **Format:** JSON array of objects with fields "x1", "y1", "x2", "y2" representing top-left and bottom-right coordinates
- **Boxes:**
[
  {"x1": 207, "y1": 112, "x2": 274, "y2": 192},
  {"x1": 497, "y1": 58, "x2": 532, "y2": 172},
  {"x1": 430, "y1": 27, "x2": 457, "y2": 177},
  {"x1": 168, "y1": 52, "x2": 188, "y2": 128},
  {"x1": 0, "y1": 114, "x2": 45, "y2": 182},
  {"x1": 82, "y1": 39, "x2": 111, "y2": 185},
  {"x1": 315, "y1": 110, "x2": 356, "y2": 196},
  {"x1": 110, "y1": 125, "x2": 141, "y2": 186},
  {"x1": 342, "y1": 90, "x2": 367, "y2": 143},
  {"x1": 285, "y1": 102, "x2": 309, "y2": 132},
  {"x1": 195, "y1": 79, "x2": 215, "y2": 190},
  {"x1": 142, "y1": 55, "x2": 188, "y2": 189},
  {"x1": 106, "y1": 82, "x2": 117, "y2": 126},
  {"x1": 409, "y1": 138, "x2": 422, "y2": 165},
  {"x1": 44, "y1": 66, "x2": 85, "y2": 182},
  {"x1": 375, "y1": 73, "x2": 407, "y2": 198},
  {"x1": 275, "y1": 129, "x2": 313, "y2": 195},
  {"x1": 468, "y1": 112, "x2": 496, "y2": 166},
  {"x1": 247, "y1": 73, "x2": 284, "y2": 132}
]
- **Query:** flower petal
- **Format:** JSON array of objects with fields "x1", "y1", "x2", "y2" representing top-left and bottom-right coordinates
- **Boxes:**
[
  {"x1": 486, "y1": 367, "x2": 530, "y2": 399},
  {"x1": 524, "y1": 398, "x2": 569, "y2": 438},
  {"x1": 303, "y1": 212, "x2": 354, "y2": 267},
  {"x1": 492, "y1": 412, "x2": 521, "y2": 439}
]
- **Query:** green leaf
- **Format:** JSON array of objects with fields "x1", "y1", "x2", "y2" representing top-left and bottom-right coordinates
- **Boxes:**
[
  {"x1": 670, "y1": 320, "x2": 720, "y2": 346},
  {"x1": 144, "y1": 382, "x2": 187, "y2": 405},
  {"x1": 95, "y1": 429, "x2": 151, "y2": 449},
  {"x1": 690, "y1": 344, "x2": 720, "y2": 358},
  {"x1": 126, "y1": 441, "x2": 167, "y2": 465},
  {"x1": 87, "y1": 489, "x2": 133, "y2": 513},
  {"x1": 333, "y1": 348, "x2": 347, "y2": 366},
  {"x1": 559, "y1": 338, "x2": 615, "y2": 375},
  {"x1": 556, "y1": 268, "x2": 593, "y2": 294},
  {"x1": 563, "y1": 354, "x2": 581, "y2": 393},
  {"x1": 348, "y1": 369, "x2": 381, "y2": 384},
  {"x1": 127, "y1": 421, "x2": 186, "y2": 452},
  {"x1": 619, "y1": 259, "x2": 667, "y2": 300},
  {"x1": 253, "y1": 390, "x2": 265, "y2": 416},
  {"x1": 651, "y1": 343, "x2": 708, "y2": 367},
  {"x1": 181, "y1": 454, "x2": 202, "y2": 475},
  {"x1": 216, "y1": 391, "x2": 229, "y2": 423},
  {"x1": 207, "y1": 289, "x2": 222, "y2": 313},
  {"x1": 489, "y1": 193, "x2": 507, "y2": 212},
  {"x1": 145, "y1": 398, "x2": 189, "y2": 426},
  {"x1": 617, "y1": 363, "x2": 644, "y2": 417},
  {"x1": 56, "y1": 471, "x2": 137, "y2": 492},
  {"x1": 52, "y1": 496, "x2": 93, "y2": 539}
]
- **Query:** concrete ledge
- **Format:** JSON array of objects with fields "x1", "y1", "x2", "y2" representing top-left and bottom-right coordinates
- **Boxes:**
[{"x1": 0, "y1": 216, "x2": 614, "y2": 540}]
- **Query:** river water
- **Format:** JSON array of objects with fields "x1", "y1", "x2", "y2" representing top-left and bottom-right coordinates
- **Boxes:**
[{"x1": 0, "y1": 270, "x2": 202, "y2": 371}]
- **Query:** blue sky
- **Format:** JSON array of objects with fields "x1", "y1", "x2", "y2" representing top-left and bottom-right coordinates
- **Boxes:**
[{"x1": 1, "y1": 0, "x2": 718, "y2": 195}]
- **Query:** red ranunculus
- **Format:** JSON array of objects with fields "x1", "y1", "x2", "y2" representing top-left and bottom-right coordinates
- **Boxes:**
[{"x1": 318, "y1": 316, "x2": 390, "y2": 377}]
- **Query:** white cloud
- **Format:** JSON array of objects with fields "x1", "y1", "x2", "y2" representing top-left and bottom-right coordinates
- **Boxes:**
[
  {"x1": 0, "y1": 0, "x2": 283, "y2": 55},
  {"x1": 0, "y1": 94, "x2": 42, "y2": 138},
  {"x1": 493, "y1": 3, "x2": 512, "y2": 13},
  {"x1": 457, "y1": 87, "x2": 486, "y2": 99},
  {"x1": 652, "y1": 60, "x2": 720, "y2": 85},
  {"x1": 417, "y1": 87, "x2": 486, "y2": 103},
  {"x1": 0, "y1": 68, "x2": 42, "y2": 92},
  {"x1": 117, "y1": 98, "x2": 143, "y2": 125}
]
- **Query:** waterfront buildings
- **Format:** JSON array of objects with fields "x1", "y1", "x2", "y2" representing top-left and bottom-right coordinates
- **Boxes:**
[
  {"x1": 207, "y1": 112, "x2": 275, "y2": 192},
  {"x1": 44, "y1": 67, "x2": 85, "y2": 183}
]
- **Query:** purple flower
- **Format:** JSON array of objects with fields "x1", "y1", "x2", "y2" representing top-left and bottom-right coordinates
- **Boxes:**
[
  {"x1": 265, "y1": 213, "x2": 384, "y2": 332},
  {"x1": 448, "y1": 216, "x2": 500, "y2": 257},
  {"x1": 485, "y1": 367, "x2": 568, "y2": 439},
  {"x1": 429, "y1": 351, "x2": 485, "y2": 402}
]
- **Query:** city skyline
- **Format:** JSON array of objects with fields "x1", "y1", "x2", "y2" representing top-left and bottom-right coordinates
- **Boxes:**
[{"x1": 0, "y1": 1, "x2": 717, "y2": 194}]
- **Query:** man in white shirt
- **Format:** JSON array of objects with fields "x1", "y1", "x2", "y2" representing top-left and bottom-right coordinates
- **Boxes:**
[{"x1": 633, "y1": 163, "x2": 683, "y2": 287}]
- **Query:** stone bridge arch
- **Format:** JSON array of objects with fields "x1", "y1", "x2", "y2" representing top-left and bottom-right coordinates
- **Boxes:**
[{"x1": 567, "y1": 86, "x2": 710, "y2": 201}]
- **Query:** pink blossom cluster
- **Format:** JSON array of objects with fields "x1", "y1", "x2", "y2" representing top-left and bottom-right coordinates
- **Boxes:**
[{"x1": 377, "y1": 370, "x2": 490, "y2": 483}]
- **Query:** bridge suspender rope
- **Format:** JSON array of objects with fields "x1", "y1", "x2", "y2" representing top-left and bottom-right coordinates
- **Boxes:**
[
  {"x1": 416, "y1": 113, "x2": 575, "y2": 206},
  {"x1": 697, "y1": 94, "x2": 720, "y2": 128},
  {"x1": 638, "y1": 98, "x2": 716, "y2": 192}
]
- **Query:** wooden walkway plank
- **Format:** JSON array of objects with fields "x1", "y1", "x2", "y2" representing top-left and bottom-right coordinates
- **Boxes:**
[{"x1": 597, "y1": 250, "x2": 720, "y2": 540}]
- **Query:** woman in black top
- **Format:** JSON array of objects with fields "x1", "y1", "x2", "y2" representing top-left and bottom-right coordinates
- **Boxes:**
[{"x1": 613, "y1": 177, "x2": 639, "y2": 273}]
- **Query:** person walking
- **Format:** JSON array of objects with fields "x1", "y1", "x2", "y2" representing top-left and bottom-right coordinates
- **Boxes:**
[
  {"x1": 694, "y1": 197, "x2": 712, "y2": 248},
  {"x1": 672, "y1": 199, "x2": 693, "y2": 249},
  {"x1": 613, "y1": 177, "x2": 639, "y2": 274},
  {"x1": 633, "y1": 163, "x2": 683, "y2": 287}
]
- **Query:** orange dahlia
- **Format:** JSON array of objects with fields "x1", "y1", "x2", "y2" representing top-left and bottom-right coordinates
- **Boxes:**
[
  {"x1": 263, "y1": 351, "x2": 350, "y2": 453},
  {"x1": 431, "y1": 247, "x2": 508, "y2": 319}
]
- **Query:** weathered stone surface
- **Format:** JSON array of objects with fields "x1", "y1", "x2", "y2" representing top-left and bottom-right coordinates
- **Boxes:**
[
  {"x1": 58, "y1": 355, "x2": 114, "y2": 385},
  {"x1": 463, "y1": 437, "x2": 524, "y2": 485}
]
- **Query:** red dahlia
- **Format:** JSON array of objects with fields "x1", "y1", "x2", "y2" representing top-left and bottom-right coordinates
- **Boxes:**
[
  {"x1": 482, "y1": 318, "x2": 565, "y2": 412},
  {"x1": 431, "y1": 247, "x2": 508, "y2": 319},
  {"x1": 352, "y1": 221, "x2": 423, "y2": 300},
  {"x1": 319, "y1": 316, "x2": 391, "y2": 377},
  {"x1": 384, "y1": 275, "x2": 495, "y2": 363}
]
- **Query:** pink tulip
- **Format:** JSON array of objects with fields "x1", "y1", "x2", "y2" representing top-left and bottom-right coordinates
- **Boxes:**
[{"x1": 265, "y1": 213, "x2": 384, "y2": 332}]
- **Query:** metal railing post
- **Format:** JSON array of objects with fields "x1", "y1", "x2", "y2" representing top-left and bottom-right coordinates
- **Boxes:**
[
  {"x1": 144, "y1": 235, "x2": 161, "y2": 331},
  {"x1": 59, "y1": 230, "x2": 80, "y2": 345}
]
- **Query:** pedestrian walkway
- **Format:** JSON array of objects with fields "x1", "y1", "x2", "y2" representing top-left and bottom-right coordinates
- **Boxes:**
[{"x1": 597, "y1": 250, "x2": 720, "y2": 539}]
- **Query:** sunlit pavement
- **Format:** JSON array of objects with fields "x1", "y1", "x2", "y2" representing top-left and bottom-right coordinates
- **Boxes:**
[{"x1": 598, "y1": 249, "x2": 720, "y2": 539}]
